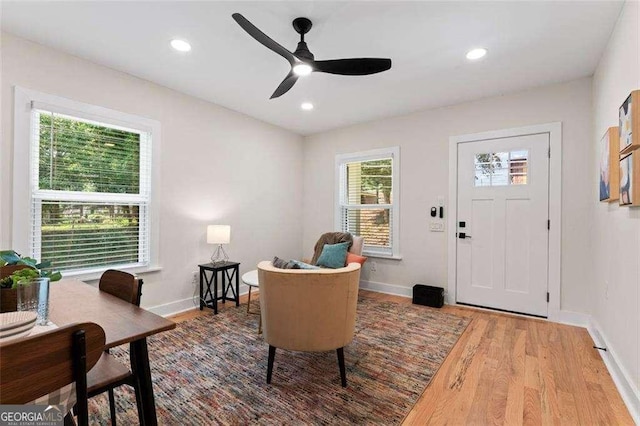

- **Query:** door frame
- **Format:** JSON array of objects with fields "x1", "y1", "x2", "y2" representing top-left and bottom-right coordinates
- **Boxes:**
[{"x1": 447, "y1": 122, "x2": 562, "y2": 320}]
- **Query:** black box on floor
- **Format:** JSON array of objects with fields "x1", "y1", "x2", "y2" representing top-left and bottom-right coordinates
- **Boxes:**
[{"x1": 412, "y1": 284, "x2": 444, "y2": 308}]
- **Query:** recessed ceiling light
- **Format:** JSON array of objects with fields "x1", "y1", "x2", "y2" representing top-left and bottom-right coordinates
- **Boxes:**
[
  {"x1": 293, "y1": 63, "x2": 313, "y2": 76},
  {"x1": 301, "y1": 102, "x2": 314, "y2": 111},
  {"x1": 170, "y1": 39, "x2": 191, "y2": 52},
  {"x1": 466, "y1": 48, "x2": 487, "y2": 60}
]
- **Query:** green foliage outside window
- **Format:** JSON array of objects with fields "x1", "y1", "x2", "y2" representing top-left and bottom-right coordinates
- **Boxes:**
[
  {"x1": 39, "y1": 113, "x2": 140, "y2": 193},
  {"x1": 37, "y1": 113, "x2": 143, "y2": 271}
]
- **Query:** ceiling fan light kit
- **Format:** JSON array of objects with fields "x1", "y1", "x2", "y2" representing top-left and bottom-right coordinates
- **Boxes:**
[
  {"x1": 293, "y1": 64, "x2": 312, "y2": 76},
  {"x1": 232, "y1": 13, "x2": 392, "y2": 99}
]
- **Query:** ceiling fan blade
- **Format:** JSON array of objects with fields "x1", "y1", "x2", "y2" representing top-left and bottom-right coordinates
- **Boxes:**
[
  {"x1": 313, "y1": 58, "x2": 392, "y2": 76},
  {"x1": 270, "y1": 71, "x2": 299, "y2": 99},
  {"x1": 232, "y1": 13, "x2": 297, "y2": 66}
]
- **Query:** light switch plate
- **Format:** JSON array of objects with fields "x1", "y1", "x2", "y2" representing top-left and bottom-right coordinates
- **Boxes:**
[{"x1": 429, "y1": 222, "x2": 445, "y2": 232}]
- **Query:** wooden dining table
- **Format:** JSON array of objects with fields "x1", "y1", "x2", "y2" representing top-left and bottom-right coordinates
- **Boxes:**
[{"x1": 49, "y1": 279, "x2": 176, "y2": 425}]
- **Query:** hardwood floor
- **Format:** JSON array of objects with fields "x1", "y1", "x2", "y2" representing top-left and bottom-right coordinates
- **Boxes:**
[{"x1": 170, "y1": 290, "x2": 634, "y2": 425}]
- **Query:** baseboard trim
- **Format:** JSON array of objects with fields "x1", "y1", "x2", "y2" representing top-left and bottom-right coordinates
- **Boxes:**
[
  {"x1": 552, "y1": 309, "x2": 591, "y2": 327},
  {"x1": 148, "y1": 284, "x2": 252, "y2": 317},
  {"x1": 358, "y1": 281, "x2": 591, "y2": 328},
  {"x1": 147, "y1": 297, "x2": 197, "y2": 317},
  {"x1": 359, "y1": 280, "x2": 412, "y2": 298},
  {"x1": 588, "y1": 318, "x2": 640, "y2": 423}
]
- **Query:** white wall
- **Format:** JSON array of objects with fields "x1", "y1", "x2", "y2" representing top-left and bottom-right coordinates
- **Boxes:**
[
  {"x1": 1, "y1": 33, "x2": 304, "y2": 313},
  {"x1": 303, "y1": 77, "x2": 593, "y2": 314},
  {"x1": 591, "y1": 0, "x2": 640, "y2": 404},
  {"x1": 2, "y1": 5, "x2": 636, "y2": 416}
]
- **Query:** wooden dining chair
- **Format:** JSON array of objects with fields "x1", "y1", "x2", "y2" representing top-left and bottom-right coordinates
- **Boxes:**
[
  {"x1": 86, "y1": 270, "x2": 144, "y2": 425},
  {"x1": 0, "y1": 322, "x2": 106, "y2": 426},
  {"x1": 98, "y1": 269, "x2": 143, "y2": 306}
]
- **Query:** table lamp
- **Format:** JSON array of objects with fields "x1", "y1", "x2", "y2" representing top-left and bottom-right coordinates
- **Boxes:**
[{"x1": 207, "y1": 225, "x2": 230, "y2": 264}]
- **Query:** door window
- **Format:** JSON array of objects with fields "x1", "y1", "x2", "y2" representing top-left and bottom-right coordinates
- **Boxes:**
[{"x1": 474, "y1": 150, "x2": 528, "y2": 187}]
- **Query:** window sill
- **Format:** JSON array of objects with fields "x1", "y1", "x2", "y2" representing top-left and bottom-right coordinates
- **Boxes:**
[
  {"x1": 363, "y1": 253, "x2": 403, "y2": 260},
  {"x1": 61, "y1": 265, "x2": 163, "y2": 283}
]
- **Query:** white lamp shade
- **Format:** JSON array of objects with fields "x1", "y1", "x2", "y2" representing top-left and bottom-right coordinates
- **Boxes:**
[{"x1": 207, "y1": 225, "x2": 230, "y2": 244}]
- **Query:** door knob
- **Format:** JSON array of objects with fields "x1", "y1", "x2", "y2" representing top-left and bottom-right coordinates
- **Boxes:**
[{"x1": 458, "y1": 232, "x2": 472, "y2": 239}]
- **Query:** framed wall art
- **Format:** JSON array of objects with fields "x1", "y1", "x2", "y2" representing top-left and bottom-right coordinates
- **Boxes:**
[
  {"x1": 620, "y1": 90, "x2": 640, "y2": 155},
  {"x1": 600, "y1": 127, "x2": 620, "y2": 202},
  {"x1": 619, "y1": 152, "x2": 640, "y2": 206}
]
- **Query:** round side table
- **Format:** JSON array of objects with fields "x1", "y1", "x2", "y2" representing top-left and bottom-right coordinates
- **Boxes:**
[{"x1": 242, "y1": 270, "x2": 261, "y2": 334}]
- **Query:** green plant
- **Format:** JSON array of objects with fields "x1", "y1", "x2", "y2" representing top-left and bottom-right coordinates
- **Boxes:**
[
  {"x1": 6, "y1": 268, "x2": 40, "y2": 289},
  {"x1": 0, "y1": 250, "x2": 62, "y2": 289}
]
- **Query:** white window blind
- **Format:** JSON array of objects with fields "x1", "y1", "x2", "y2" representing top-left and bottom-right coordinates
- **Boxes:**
[
  {"x1": 336, "y1": 147, "x2": 400, "y2": 257},
  {"x1": 29, "y1": 106, "x2": 152, "y2": 273}
]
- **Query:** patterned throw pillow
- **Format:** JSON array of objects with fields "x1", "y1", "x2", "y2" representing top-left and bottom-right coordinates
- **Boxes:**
[
  {"x1": 290, "y1": 260, "x2": 321, "y2": 270},
  {"x1": 316, "y1": 242, "x2": 350, "y2": 269},
  {"x1": 272, "y1": 256, "x2": 301, "y2": 269}
]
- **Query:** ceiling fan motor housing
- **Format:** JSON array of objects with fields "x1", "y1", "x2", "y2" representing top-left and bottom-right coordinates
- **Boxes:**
[
  {"x1": 292, "y1": 18, "x2": 314, "y2": 60},
  {"x1": 294, "y1": 41, "x2": 314, "y2": 61},
  {"x1": 292, "y1": 17, "x2": 312, "y2": 35}
]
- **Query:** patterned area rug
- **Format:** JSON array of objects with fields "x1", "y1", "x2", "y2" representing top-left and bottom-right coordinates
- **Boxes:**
[{"x1": 89, "y1": 295, "x2": 469, "y2": 425}]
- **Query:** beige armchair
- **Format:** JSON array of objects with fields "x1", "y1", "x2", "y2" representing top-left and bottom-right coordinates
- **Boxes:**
[{"x1": 257, "y1": 260, "x2": 361, "y2": 387}]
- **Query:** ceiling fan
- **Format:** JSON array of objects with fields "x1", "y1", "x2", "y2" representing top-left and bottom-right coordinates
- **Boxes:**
[{"x1": 232, "y1": 13, "x2": 392, "y2": 99}]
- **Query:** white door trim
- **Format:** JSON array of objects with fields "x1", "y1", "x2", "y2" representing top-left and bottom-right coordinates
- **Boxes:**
[{"x1": 447, "y1": 122, "x2": 562, "y2": 321}]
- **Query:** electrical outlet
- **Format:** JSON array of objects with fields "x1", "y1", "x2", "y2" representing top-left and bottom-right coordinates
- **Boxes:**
[
  {"x1": 429, "y1": 222, "x2": 445, "y2": 232},
  {"x1": 369, "y1": 261, "x2": 377, "y2": 273},
  {"x1": 604, "y1": 281, "x2": 609, "y2": 300},
  {"x1": 191, "y1": 271, "x2": 198, "y2": 285}
]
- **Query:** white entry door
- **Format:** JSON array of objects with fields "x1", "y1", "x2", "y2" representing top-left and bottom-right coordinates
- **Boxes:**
[{"x1": 456, "y1": 133, "x2": 549, "y2": 317}]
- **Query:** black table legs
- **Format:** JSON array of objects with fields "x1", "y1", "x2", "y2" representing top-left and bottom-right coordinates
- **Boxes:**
[
  {"x1": 199, "y1": 269, "x2": 204, "y2": 311},
  {"x1": 235, "y1": 268, "x2": 239, "y2": 307},
  {"x1": 130, "y1": 338, "x2": 157, "y2": 426},
  {"x1": 221, "y1": 267, "x2": 240, "y2": 307}
]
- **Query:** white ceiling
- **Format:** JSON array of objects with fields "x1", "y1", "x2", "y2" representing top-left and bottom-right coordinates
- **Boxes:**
[{"x1": 1, "y1": 1, "x2": 623, "y2": 135}]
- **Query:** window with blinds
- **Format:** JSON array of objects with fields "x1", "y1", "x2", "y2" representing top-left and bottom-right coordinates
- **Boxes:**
[
  {"x1": 30, "y1": 107, "x2": 151, "y2": 273},
  {"x1": 336, "y1": 147, "x2": 400, "y2": 257}
]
